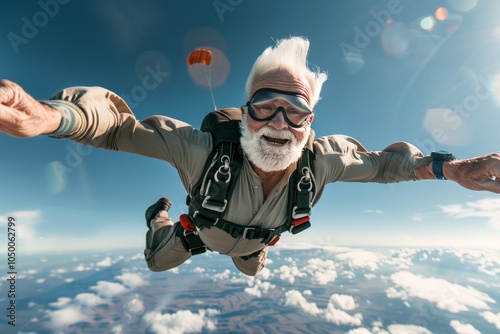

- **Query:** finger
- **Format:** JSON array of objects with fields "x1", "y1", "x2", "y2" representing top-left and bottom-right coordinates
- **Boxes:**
[
  {"x1": 478, "y1": 179, "x2": 500, "y2": 194},
  {"x1": 0, "y1": 79, "x2": 16, "y2": 105},
  {"x1": 0, "y1": 103, "x2": 32, "y2": 137}
]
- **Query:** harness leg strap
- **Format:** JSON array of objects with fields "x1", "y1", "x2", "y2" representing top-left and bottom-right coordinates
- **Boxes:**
[{"x1": 178, "y1": 214, "x2": 207, "y2": 255}]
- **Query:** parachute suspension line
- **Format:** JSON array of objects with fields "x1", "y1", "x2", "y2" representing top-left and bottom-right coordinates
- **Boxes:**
[
  {"x1": 187, "y1": 48, "x2": 216, "y2": 110},
  {"x1": 204, "y1": 66, "x2": 217, "y2": 110}
]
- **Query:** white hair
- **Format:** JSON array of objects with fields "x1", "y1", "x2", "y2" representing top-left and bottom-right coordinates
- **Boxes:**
[{"x1": 245, "y1": 36, "x2": 328, "y2": 109}]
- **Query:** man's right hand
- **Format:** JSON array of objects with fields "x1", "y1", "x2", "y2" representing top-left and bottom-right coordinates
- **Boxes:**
[{"x1": 0, "y1": 79, "x2": 61, "y2": 137}]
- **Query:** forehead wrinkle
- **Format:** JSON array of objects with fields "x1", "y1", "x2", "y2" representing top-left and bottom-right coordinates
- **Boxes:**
[{"x1": 249, "y1": 68, "x2": 312, "y2": 105}]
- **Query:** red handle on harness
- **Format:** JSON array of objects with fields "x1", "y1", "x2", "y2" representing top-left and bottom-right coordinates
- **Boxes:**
[
  {"x1": 180, "y1": 214, "x2": 196, "y2": 231},
  {"x1": 290, "y1": 216, "x2": 311, "y2": 235}
]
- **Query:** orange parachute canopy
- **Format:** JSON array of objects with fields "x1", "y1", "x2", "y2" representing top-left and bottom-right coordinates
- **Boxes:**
[{"x1": 187, "y1": 48, "x2": 213, "y2": 66}]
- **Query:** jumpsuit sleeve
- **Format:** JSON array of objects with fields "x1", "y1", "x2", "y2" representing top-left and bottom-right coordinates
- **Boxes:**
[
  {"x1": 43, "y1": 86, "x2": 212, "y2": 193},
  {"x1": 313, "y1": 134, "x2": 433, "y2": 184}
]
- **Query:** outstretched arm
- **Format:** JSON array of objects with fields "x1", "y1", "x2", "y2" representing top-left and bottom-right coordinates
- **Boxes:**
[
  {"x1": 0, "y1": 79, "x2": 61, "y2": 137},
  {"x1": 1, "y1": 78, "x2": 213, "y2": 194},
  {"x1": 414, "y1": 154, "x2": 500, "y2": 193},
  {"x1": 316, "y1": 135, "x2": 500, "y2": 194}
]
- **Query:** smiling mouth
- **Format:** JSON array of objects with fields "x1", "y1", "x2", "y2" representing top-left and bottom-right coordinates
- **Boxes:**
[{"x1": 262, "y1": 135, "x2": 290, "y2": 145}]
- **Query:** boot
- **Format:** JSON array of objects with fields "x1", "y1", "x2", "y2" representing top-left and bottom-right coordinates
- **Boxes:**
[{"x1": 145, "y1": 197, "x2": 173, "y2": 250}]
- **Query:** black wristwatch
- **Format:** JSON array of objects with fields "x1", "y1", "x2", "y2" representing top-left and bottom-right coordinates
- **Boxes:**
[{"x1": 431, "y1": 151, "x2": 455, "y2": 180}]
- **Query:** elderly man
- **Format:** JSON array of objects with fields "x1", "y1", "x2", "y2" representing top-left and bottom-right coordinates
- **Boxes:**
[{"x1": 1, "y1": 37, "x2": 499, "y2": 276}]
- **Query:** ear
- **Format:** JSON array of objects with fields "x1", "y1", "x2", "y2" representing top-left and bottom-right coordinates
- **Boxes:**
[
  {"x1": 240, "y1": 105, "x2": 247, "y2": 114},
  {"x1": 307, "y1": 114, "x2": 315, "y2": 124}
]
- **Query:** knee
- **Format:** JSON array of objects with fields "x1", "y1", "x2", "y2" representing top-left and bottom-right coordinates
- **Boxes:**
[{"x1": 145, "y1": 256, "x2": 177, "y2": 272}]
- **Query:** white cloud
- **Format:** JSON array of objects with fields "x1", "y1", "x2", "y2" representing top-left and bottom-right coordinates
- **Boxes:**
[
  {"x1": 49, "y1": 268, "x2": 67, "y2": 278},
  {"x1": 112, "y1": 325, "x2": 124, "y2": 334},
  {"x1": 347, "y1": 329, "x2": 374, "y2": 334},
  {"x1": 258, "y1": 267, "x2": 271, "y2": 280},
  {"x1": 90, "y1": 281, "x2": 128, "y2": 298},
  {"x1": 440, "y1": 197, "x2": 500, "y2": 229},
  {"x1": 364, "y1": 209, "x2": 384, "y2": 214},
  {"x1": 284, "y1": 290, "x2": 322, "y2": 315},
  {"x1": 467, "y1": 278, "x2": 487, "y2": 286},
  {"x1": 244, "y1": 279, "x2": 275, "y2": 298},
  {"x1": 143, "y1": 309, "x2": 220, "y2": 334},
  {"x1": 74, "y1": 263, "x2": 94, "y2": 272},
  {"x1": 49, "y1": 297, "x2": 72, "y2": 308},
  {"x1": 47, "y1": 306, "x2": 88, "y2": 330},
  {"x1": 411, "y1": 214, "x2": 424, "y2": 222},
  {"x1": 116, "y1": 272, "x2": 148, "y2": 288},
  {"x1": 96, "y1": 257, "x2": 113, "y2": 267},
  {"x1": 126, "y1": 298, "x2": 145, "y2": 314},
  {"x1": 386, "y1": 287, "x2": 408, "y2": 300},
  {"x1": 388, "y1": 271, "x2": 494, "y2": 313},
  {"x1": 324, "y1": 303, "x2": 363, "y2": 326},
  {"x1": 276, "y1": 265, "x2": 306, "y2": 284},
  {"x1": 0, "y1": 210, "x2": 43, "y2": 241},
  {"x1": 450, "y1": 320, "x2": 481, "y2": 334},
  {"x1": 212, "y1": 269, "x2": 231, "y2": 281},
  {"x1": 74, "y1": 293, "x2": 107, "y2": 307},
  {"x1": 336, "y1": 250, "x2": 380, "y2": 271},
  {"x1": 329, "y1": 294, "x2": 356, "y2": 311},
  {"x1": 385, "y1": 248, "x2": 419, "y2": 269},
  {"x1": 387, "y1": 324, "x2": 432, "y2": 334},
  {"x1": 192, "y1": 267, "x2": 205, "y2": 274},
  {"x1": 343, "y1": 270, "x2": 356, "y2": 279},
  {"x1": 305, "y1": 258, "x2": 337, "y2": 284},
  {"x1": 481, "y1": 311, "x2": 500, "y2": 330},
  {"x1": 284, "y1": 290, "x2": 362, "y2": 326}
]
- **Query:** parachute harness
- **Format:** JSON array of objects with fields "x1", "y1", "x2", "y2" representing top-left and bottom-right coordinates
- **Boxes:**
[{"x1": 178, "y1": 109, "x2": 317, "y2": 255}]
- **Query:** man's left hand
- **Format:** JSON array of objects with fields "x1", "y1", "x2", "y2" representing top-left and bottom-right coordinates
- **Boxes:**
[{"x1": 445, "y1": 153, "x2": 500, "y2": 193}]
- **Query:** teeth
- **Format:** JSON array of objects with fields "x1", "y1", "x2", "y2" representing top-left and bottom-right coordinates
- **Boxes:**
[{"x1": 263, "y1": 136, "x2": 288, "y2": 145}]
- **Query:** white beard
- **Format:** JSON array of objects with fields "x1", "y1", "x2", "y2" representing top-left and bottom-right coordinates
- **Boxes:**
[{"x1": 239, "y1": 114, "x2": 310, "y2": 172}]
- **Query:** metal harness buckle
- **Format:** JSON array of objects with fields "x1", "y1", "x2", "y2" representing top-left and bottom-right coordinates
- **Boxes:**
[
  {"x1": 242, "y1": 227, "x2": 256, "y2": 239},
  {"x1": 292, "y1": 206, "x2": 311, "y2": 219},
  {"x1": 201, "y1": 196, "x2": 227, "y2": 212}
]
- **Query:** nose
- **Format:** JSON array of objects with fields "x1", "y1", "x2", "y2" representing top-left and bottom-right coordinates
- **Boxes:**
[{"x1": 267, "y1": 109, "x2": 288, "y2": 130}]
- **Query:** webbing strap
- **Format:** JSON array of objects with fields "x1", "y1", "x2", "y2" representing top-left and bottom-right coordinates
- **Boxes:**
[
  {"x1": 188, "y1": 139, "x2": 316, "y2": 244},
  {"x1": 292, "y1": 149, "x2": 315, "y2": 218}
]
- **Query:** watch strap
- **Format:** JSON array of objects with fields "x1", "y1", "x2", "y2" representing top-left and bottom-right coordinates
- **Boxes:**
[
  {"x1": 432, "y1": 158, "x2": 447, "y2": 180},
  {"x1": 431, "y1": 151, "x2": 455, "y2": 180}
]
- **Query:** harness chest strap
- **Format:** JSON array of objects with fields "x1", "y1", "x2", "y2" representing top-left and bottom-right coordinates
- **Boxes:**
[{"x1": 183, "y1": 144, "x2": 316, "y2": 248}]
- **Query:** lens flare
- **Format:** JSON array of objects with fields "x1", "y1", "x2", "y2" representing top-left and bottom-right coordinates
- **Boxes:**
[
  {"x1": 45, "y1": 161, "x2": 67, "y2": 194},
  {"x1": 447, "y1": 0, "x2": 478, "y2": 12},
  {"x1": 491, "y1": 73, "x2": 500, "y2": 106},
  {"x1": 187, "y1": 46, "x2": 230, "y2": 89},
  {"x1": 423, "y1": 108, "x2": 472, "y2": 145},
  {"x1": 381, "y1": 22, "x2": 410, "y2": 57},
  {"x1": 435, "y1": 7, "x2": 448, "y2": 21},
  {"x1": 420, "y1": 16, "x2": 436, "y2": 31}
]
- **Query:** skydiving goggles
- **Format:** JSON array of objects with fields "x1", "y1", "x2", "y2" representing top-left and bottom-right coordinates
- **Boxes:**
[{"x1": 246, "y1": 88, "x2": 313, "y2": 128}]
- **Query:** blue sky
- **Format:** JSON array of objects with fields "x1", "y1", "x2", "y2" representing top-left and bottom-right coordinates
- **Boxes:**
[{"x1": 1, "y1": 0, "x2": 499, "y2": 253}]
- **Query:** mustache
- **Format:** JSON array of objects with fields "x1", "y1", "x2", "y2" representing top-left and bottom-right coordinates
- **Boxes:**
[{"x1": 257, "y1": 126, "x2": 295, "y2": 141}]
